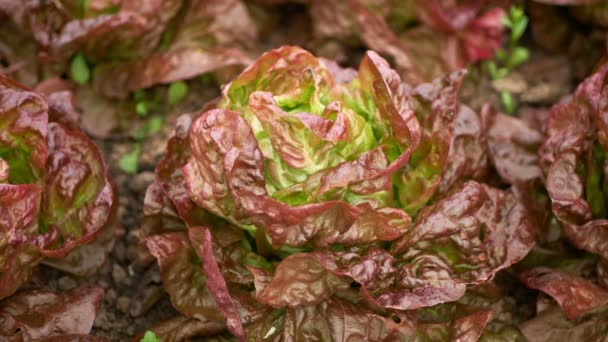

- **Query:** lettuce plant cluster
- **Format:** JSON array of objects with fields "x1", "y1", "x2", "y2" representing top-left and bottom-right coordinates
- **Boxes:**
[{"x1": 140, "y1": 45, "x2": 560, "y2": 340}]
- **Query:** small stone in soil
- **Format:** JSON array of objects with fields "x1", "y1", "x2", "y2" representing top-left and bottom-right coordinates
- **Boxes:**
[
  {"x1": 113, "y1": 240, "x2": 127, "y2": 263},
  {"x1": 98, "y1": 279, "x2": 111, "y2": 289},
  {"x1": 100, "y1": 259, "x2": 112, "y2": 276},
  {"x1": 117, "y1": 296, "x2": 131, "y2": 314},
  {"x1": 93, "y1": 309, "x2": 109, "y2": 329},
  {"x1": 105, "y1": 289, "x2": 117, "y2": 304},
  {"x1": 130, "y1": 171, "x2": 156, "y2": 193},
  {"x1": 112, "y1": 264, "x2": 128, "y2": 285},
  {"x1": 57, "y1": 276, "x2": 77, "y2": 291}
]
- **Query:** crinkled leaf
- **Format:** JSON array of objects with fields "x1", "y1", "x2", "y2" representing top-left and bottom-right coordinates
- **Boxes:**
[
  {"x1": 521, "y1": 306, "x2": 608, "y2": 342},
  {"x1": 395, "y1": 69, "x2": 465, "y2": 214},
  {"x1": 248, "y1": 248, "x2": 466, "y2": 310},
  {"x1": 438, "y1": 104, "x2": 488, "y2": 193},
  {"x1": 156, "y1": 114, "x2": 210, "y2": 227},
  {"x1": 392, "y1": 181, "x2": 535, "y2": 285},
  {"x1": 40, "y1": 122, "x2": 114, "y2": 258},
  {"x1": 0, "y1": 286, "x2": 103, "y2": 340},
  {"x1": 280, "y1": 297, "x2": 415, "y2": 341},
  {"x1": 483, "y1": 104, "x2": 543, "y2": 185},
  {"x1": 0, "y1": 184, "x2": 44, "y2": 299},
  {"x1": 519, "y1": 267, "x2": 608, "y2": 320},
  {"x1": 145, "y1": 232, "x2": 222, "y2": 322},
  {"x1": 540, "y1": 51, "x2": 608, "y2": 226},
  {"x1": 0, "y1": 75, "x2": 48, "y2": 185},
  {"x1": 190, "y1": 227, "x2": 246, "y2": 341},
  {"x1": 562, "y1": 220, "x2": 608, "y2": 262},
  {"x1": 94, "y1": 48, "x2": 252, "y2": 98}
]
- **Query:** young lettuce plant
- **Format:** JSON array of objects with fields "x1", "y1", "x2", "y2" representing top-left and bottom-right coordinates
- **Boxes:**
[
  {"x1": 485, "y1": 5, "x2": 530, "y2": 114},
  {"x1": 141, "y1": 46, "x2": 536, "y2": 340},
  {"x1": 0, "y1": 75, "x2": 115, "y2": 299}
]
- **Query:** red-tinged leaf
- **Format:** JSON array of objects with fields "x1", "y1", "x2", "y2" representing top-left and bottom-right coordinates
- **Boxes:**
[
  {"x1": 42, "y1": 219, "x2": 116, "y2": 277},
  {"x1": 46, "y1": 92, "x2": 81, "y2": 131},
  {"x1": 438, "y1": 104, "x2": 489, "y2": 193},
  {"x1": 140, "y1": 180, "x2": 187, "y2": 239},
  {"x1": 39, "y1": 123, "x2": 114, "y2": 258},
  {"x1": 0, "y1": 286, "x2": 103, "y2": 340},
  {"x1": 223, "y1": 46, "x2": 336, "y2": 111},
  {"x1": 519, "y1": 267, "x2": 608, "y2": 320},
  {"x1": 144, "y1": 232, "x2": 222, "y2": 322},
  {"x1": 416, "y1": 307, "x2": 494, "y2": 341},
  {"x1": 562, "y1": 220, "x2": 608, "y2": 261},
  {"x1": 281, "y1": 297, "x2": 415, "y2": 341},
  {"x1": 415, "y1": 1, "x2": 505, "y2": 65},
  {"x1": 396, "y1": 70, "x2": 465, "y2": 214},
  {"x1": 393, "y1": 181, "x2": 535, "y2": 285},
  {"x1": 34, "y1": 78, "x2": 80, "y2": 130},
  {"x1": 356, "y1": 50, "x2": 422, "y2": 151},
  {"x1": 0, "y1": 74, "x2": 48, "y2": 185},
  {"x1": 0, "y1": 183, "x2": 45, "y2": 299},
  {"x1": 483, "y1": 104, "x2": 544, "y2": 185},
  {"x1": 249, "y1": 248, "x2": 466, "y2": 310},
  {"x1": 94, "y1": 48, "x2": 253, "y2": 98},
  {"x1": 520, "y1": 306, "x2": 608, "y2": 342},
  {"x1": 190, "y1": 227, "x2": 246, "y2": 342},
  {"x1": 540, "y1": 60, "x2": 608, "y2": 226},
  {"x1": 156, "y1": 114, "x2": 210, "y2": 227},
  {"x1": 251, "y1": 253, "x2": 350, "y2": 308},
  {"x1": 340, "y1": 0, "x2": 423, "y2": 84}
]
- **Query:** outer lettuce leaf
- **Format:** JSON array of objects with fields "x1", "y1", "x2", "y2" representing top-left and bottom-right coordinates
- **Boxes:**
[
  {"x1": 415, "y1": 307, "x2": 494, "y2": 341},
  {"x1": 141, "y1": 180, "x2": 187, "y2": 239},
  {"x1": 94, "y1": 48, "x2": 252, "y2": 98},
  {"x1": 145, "y1": 232, "x2": 222, "y2": 322},
  {"x1": 395, "y1": 69, "x2": 464, "y2": 214},
  {"x1": 483, "y1": 104, "x2": 544, "y2": 185},
  {"x1": 242, "y1": 181, "x2": 534, "y2": 310},
  {"x1": 0, "y1": 286, "x2": 104, "y2": 340},
  {"x1": 521, "y1": 305, "x2": 608, "y2": 342},
  {"x1": 540, "y1": 59, "x2": 608, "y2": 261},
  {"x1": 438, "y1": 104, "x2": 489, "y2": 194},
  {"x1": 0, "y1": 184, "x2": 44, "y2": 299},
  {"x1": 519, "y1": 267, "x2": 608, "y2": 320},
  {"x1": 39, "y1": 122, "x2": 114, "y2": 257},
  {"x1": 278, "y1": 297, "x2": 415, "y2": 341},
  {"x1": 188, "y1": 226, "x2": 271, "y2": 342}
]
